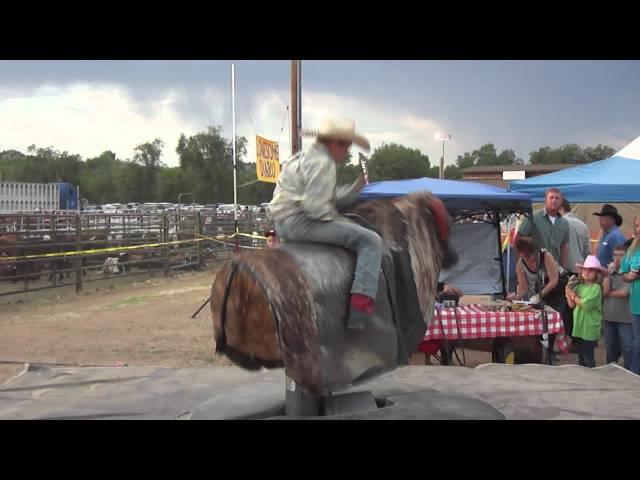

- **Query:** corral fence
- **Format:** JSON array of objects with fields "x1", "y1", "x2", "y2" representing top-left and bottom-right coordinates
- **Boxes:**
[{"x1": 0, "y1": 211, "x2": 272, "y2": 297}]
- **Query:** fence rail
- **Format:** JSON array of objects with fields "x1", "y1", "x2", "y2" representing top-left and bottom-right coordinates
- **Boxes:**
[{"x1": 0, "y1": 212, "x2": 272, "y2": 297}]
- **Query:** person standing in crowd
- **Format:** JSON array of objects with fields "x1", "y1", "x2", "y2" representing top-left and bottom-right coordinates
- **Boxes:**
[
  {"x1": 603, "y1": 245, "x2": 632, "y2": 370},
  {"x1": 518, "y1": 188, "x2": 570, "y2": 271},
  {"x1": 264, "y1": 229, "x2": 280, "y2": 249},
  {"x1": 558, "y1": 198, "x2": 591, "y2": 338},
  {"x1": 559, "y1": 199, "x2": 591, "y2": 276},
  {"x1": 566, "y1": 255, "x2": 608, "y2": 368},
  {"x1": 509, "y1": 237, "x2": 563, "y2": 312},
  {"x1": 508, "y1": 237, "x2": 564, "y2": 362},
  {"x1": 620, "y1": 215, "x2": 640, "y2": 374},
  {"x1": 438, "y1": 282, "x2": 464, "y2": 301},
  {"x1": 594, "y1": 204, "x2": 627, "y2": 268}
]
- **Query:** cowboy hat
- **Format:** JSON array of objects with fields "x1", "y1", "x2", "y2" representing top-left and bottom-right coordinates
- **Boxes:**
[
  {"x1": 576, "y1": 255, "x2": 609, "y2": 275},
  {"x1": 302, "y1": 119, "x2": 371, "y2": 152},
  {"x1": 593, "y1": 204, "x2": 623, "y2": 226}
]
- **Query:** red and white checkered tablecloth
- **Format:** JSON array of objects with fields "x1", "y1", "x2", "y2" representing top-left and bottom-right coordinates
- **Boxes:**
[{"x1": 425, "y1": 304, "x2": 564, "y2": 341}]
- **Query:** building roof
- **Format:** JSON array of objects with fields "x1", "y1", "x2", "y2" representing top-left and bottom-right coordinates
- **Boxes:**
[{"x1": 462, "y1": 164, "x2": 574, "y2": 174}]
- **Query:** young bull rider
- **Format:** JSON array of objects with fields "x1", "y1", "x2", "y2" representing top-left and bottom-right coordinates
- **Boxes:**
[{"x1": 268, "y1": 119, "x2": 383, "y2": 330}]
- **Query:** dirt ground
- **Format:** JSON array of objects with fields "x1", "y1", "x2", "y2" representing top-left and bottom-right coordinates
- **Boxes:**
[
  {"x1": 0, "y1": 269, "x2": 611, "y2": 386},
  {"x1": 0, "y1": 267, "x2": 234, "y2": 384}
]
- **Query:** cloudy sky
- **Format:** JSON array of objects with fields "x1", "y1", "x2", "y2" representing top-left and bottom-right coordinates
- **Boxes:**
[{"x1": 1, "y1": 60, "x2": 639, "y2": 168}]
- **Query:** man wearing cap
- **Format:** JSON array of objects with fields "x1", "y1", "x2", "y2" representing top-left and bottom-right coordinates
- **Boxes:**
[
  {"x1": 594, "y1": 204, "x2": 627, "y2": 268},
  {"x1": 268, "y1": 119, "x2": 383, "y2": 330}
]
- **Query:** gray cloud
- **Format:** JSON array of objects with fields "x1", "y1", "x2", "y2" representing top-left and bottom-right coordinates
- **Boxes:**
[{"x1": 1, "y1": 60, "x2": 639, "y2": 166}]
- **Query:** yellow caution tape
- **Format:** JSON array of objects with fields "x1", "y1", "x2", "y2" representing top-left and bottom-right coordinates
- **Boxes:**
[
  {"x1": 0, "y1": 230, "x2": 269, "y2": 262},
  {"x1": 228, "y1": 232, "x2": 268, "y2": 240},
  {"x1": 0, "y1": 238, "x2": 206, "y2": 262},
  {"x1": 196, "y1": 234, "x2": 265, "y2": 250}
]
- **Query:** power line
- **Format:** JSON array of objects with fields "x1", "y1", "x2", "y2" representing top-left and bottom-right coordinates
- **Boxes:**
[{"x1": 278, "y1": 105, "x2": 289, "y2": 144}]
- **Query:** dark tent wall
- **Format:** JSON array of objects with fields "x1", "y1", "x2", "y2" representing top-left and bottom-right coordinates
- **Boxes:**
[{"x1": 358, "y1": 177, "x2": 533, "y2": 295}]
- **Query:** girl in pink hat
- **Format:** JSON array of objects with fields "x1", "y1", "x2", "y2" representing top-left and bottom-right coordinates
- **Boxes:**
[{"x1": 565, "y1": 255, "x2": 608, "y2": 368}]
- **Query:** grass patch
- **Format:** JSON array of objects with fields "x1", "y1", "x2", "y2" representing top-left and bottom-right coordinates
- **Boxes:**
[{"x1": 103, "y1": 295, "x2": 152, "y2": 310}]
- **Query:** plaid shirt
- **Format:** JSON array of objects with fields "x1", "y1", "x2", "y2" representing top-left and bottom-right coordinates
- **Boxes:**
[{"x1": 268, "y1": 142, "x2": 338, "y2": 222}]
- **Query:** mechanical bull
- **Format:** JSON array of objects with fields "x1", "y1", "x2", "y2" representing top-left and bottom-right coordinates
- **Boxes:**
[{"x1": 210, "y1": 190, "x2": 457, "y2": 395}]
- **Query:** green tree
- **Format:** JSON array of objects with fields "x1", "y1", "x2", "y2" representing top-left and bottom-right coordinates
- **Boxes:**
[
  {"x1": 79, "y1": 151, "x2": 123, "y2": 203},
  {"x1": 11, "y1": 146, "x2": 84, "y2": 185},
  {"x1": 133, "y1": 139, "x2": 165, "y2": 169},
  {"x1": 473, "y1": 143, "x2": 499, "y2": 166},
  {"x1": 133, "y1": 138, "x2": 165, "y2": 201},
  {"x1": 336, "y1": 162, "x2": 362, "y2": 185},
  {"x1": 583, "y1": 144, "x2": 615, "y2": 162},
  {"x1": 497, "y1": 148, "x2": 524, "y2": 165},
  {"x1": 333, "y1": 151, "x2": 363, "y2": 185},
  {"x1": 456, "y1": 144, "x2": 523, "y2": 168},
  {"x1": 368, "y1": 143, "x2": 431, "y2": 181},
  {"x1": 455, "y1": 151, "x2": 476, "y2": 169},
  {"x1": 158, "y1": 167, "x2": 196, "y2": 204},
  {"x1": 235, "y1": 163, "x2": 276, "y2": 205},
  {"x1": 528, "y1": 143, "x2": 597, "y2": 164},
  {"x1": 176, "y1": 126, "x2": 247, "y2": 203},
  {"x1": 119, "y1": 162, "x2": 148, "y2": 203},
  {"x1": 0, "y1": 150, "x2": 28, "y2": 181},
  {"x1": 444, "y1": 164, "x2": 462, "y2": 179}
]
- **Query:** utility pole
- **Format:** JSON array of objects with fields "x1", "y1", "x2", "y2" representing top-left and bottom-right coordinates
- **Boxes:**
[
  {"x1": 290, "y1": 60, "x2": 302, "y2": 155},
  {"x1": 286, "y1": 59, "x2": 319, "y2": 416}
]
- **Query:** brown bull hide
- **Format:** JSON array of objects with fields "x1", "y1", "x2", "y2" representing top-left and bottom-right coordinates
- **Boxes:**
[
  {"x1": 211, "y1": 247, "x2": 323, "y2": 391},
  {"x1": 349, "y1": 192, "x2": 457, "y2": 323},
  {"x1": 211, "y1": 262, "x2": 281, "y2": 364}
]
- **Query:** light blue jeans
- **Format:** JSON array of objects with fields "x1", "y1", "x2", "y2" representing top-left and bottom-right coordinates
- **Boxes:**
[
  {"x1": 275, "y1": 214, "x2": 383, "y2": 299},
  {"x1": 632, "y1": 314, "x2": 640, "y2": 375},
  {"x1": 604, "y1": 320, "x2": 633, "y2": 370}
]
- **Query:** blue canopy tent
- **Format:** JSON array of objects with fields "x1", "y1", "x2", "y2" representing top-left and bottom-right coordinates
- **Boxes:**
[
  {"x1": 357, "y1": 177, "x2": 533, "y2": 296},
  {"x1": 508, "y1": 136, "x2": 640, "y2": 203},
  {"x1": 508, "y1": 156, "x2": 640, "y2": 203},
  {"x1": 359, "y1": 177, "x2": 532, "y2": 214}
]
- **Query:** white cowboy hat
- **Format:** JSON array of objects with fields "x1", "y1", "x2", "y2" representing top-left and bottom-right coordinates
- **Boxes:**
[{"x1": 302, "y1": 119, "x2": 371, "y2": 152}]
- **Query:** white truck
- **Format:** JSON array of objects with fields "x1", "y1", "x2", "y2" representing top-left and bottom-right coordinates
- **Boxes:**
[{"x1": 0, "y1": 182, "x2": 79, "y2": 213}]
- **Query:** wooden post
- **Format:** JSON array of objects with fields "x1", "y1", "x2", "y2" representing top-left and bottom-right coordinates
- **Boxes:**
[
  {"x1": 75, "y1": 214, "x2": 82, "y2": 293},
  {"x1": 197, "y1": 211, "x2": 203, "y2": 270},
  {"x1": 163, "y1": 213, "x2": 170, "y2": 277},
  {"x1": 291, "y1": 60, "x2": 302, "y2": 155},
  {"x1": 52, "y1": 214, "x2": 57, "y2": 288},
  {"x1": 24, "y1": 214, "x2": 31, "y2": 291}
]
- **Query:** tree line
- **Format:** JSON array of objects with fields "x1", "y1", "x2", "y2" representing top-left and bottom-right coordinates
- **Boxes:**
[{"x1": 0, "y1": 127, "x2": 616, "y2": 204}]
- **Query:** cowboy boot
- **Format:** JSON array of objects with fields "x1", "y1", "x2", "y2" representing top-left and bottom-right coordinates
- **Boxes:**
[{"x1": 348, "y1": 293, "x2": 375, "y2": 330}]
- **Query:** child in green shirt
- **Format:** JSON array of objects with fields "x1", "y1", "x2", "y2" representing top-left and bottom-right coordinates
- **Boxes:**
[{"x1": 566, "y1": 255, "x2": 608, "y2": 368}]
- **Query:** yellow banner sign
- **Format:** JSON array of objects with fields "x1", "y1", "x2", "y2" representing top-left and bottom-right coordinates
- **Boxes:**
[{"x1": 256, "y1": 135, "x2": 280, "y2": 183}]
